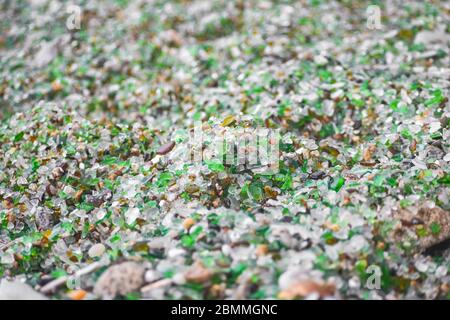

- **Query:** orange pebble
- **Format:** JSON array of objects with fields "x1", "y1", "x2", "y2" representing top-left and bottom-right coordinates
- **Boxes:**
[
  {"x1": 67, "y1": 289, "x2": 87, "y2": 300},
  {"x1": 182, "y1": 218, "x2": 195, "y2": 230},
  {"x1": 256, "y1": 244, "x2": 269, "y2": 257},
  {"x1": 51, "y1": 80, "x2": 63, "y2": 92}
]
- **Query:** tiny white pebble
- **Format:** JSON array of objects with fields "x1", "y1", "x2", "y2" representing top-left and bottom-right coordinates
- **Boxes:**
[
  {"x1": 443, "y1": 153, "x2": 450, "y2": 162},
  {"x1": 314, "y1": 55, "x2": 328, "y2": 66},
  {"x1": 145, "y1": 270, "x2": 159, "y2": 283},
  {"x1": 125, "y1": 207, "x2": 140, "y2": 225},
  {"x1": 435, "y1": 266, "x2": 447, "y2": 277},
  {"x1": 88, "y1": 243, "x2": 106, "y2": 258},
  {"x1": 429, "y1": 122, "x2": 441, "y2": 133},
  {"x1": 173, "y1": 273, "x2": 186, "y2": 285}
]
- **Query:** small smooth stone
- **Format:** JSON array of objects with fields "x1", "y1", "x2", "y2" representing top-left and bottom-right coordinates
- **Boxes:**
[
  {"x1": 94, "y1": 262, "x2": 145, "y2": 299},
  {"x1": 157, "y1": 141, "x2": 175, "y2": 155},
  {"x1": 88, "y1": 243, "x2": 106, "y2": 258},
  {"x1": 0, "y1": 280, "x2": 47, "y2": 300}
]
